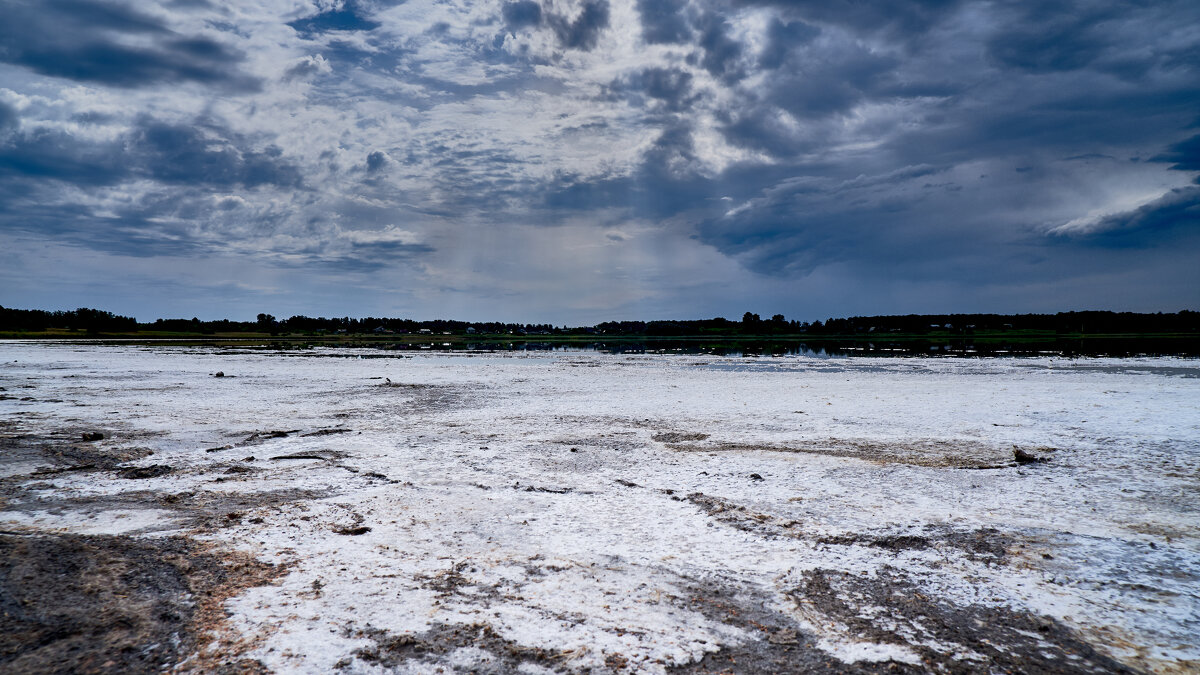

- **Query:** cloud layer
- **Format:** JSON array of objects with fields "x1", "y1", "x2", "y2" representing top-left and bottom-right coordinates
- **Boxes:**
[{"x1": 2, "y1": 0, "x2": 1198, "y2": 321}]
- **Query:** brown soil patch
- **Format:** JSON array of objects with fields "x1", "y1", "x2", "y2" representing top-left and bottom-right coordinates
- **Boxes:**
[
  {"x1": 668, "y1": 569, "x2": 1140, "y2": 674},
  {"x1": 345, "y1": 622, "x2": 572, "y2": 672},
  {"x1": 0, "y1": 533, "x2": 282, "y2": 674}
]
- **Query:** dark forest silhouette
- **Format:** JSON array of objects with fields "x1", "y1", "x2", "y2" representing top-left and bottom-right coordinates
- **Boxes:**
[{"x1": 2, "y1": 305, "x2": 1196, "y2": 337}]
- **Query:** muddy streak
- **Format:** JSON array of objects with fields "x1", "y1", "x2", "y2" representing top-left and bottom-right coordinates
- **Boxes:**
[
  {"x1": 1, "y1": 487, "x2": 331, "y2": 533},
  {"x1": 668, "y1": 570, "x2": 1140, "y2": 675},
  {"x1": 0, "y1": 533, "x2": 282, "y2": 675},
  {"x1": 667, "y1": 437, "x2": 1027, "y2": 469},
  {"x1": 668, "y1": 575, "x2": 886, "y2": 675},
  {"x1": 0, "y1": 424, "x2": 156, "y2": 473},
  {"x1": 784, "y1": 567, "x2": 1141, "y2": 674},
  {"x1": 345, "y1": 623, "x2": 573, "y2": 673},
  {"x1": 815, "y1": 528, "x2": 1012, "y2": 563},
  {"x1": 683, "y1": 491, "x2": 1013, "y2": 563}
]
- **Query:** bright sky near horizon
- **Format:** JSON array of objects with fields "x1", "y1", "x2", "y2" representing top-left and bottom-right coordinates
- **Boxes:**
[{"x1": 1, "y1": 0, "x2": 1198, "y2": 323}]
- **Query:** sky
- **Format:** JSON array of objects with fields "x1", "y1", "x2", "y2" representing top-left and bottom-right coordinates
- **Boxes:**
[{"x1": 1, "y1": 0, "x2": 1198, "y2": 324}]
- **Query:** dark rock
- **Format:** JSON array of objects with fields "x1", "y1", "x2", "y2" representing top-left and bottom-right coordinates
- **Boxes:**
[
  {"x1": 117, "y1": 465, "x2": 173, "y2": 479},
  {"x1": 268, "y1": 450, "x2": 347, "y2": 461},
  {"x1": 749, "y1": 473, "x2": 764, "y2": 481},
  {"x1": 213, "y1": 371, "x2": 224, "y2": 377},
  {"x1": 81, "y1": 432, "x2": 105, "y2": 442},
  {"x1": 334, "y1": 526, "x2": 371, "y2": 536},
  {"x1": 300, "y1": 428, "x2": 352, "y2": 437},
  {"x1": 245, "y1": 430, "x2": 296, "y2": 443},
  {"x1": 1013, "y1": 447, "x2": 1049, "y2": 465}
]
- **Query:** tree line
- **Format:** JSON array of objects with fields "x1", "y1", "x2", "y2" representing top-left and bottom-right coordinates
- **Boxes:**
[
  {"x1": 0, "y1": 306, "x2": 138, "y2": 333},
  {"x1": 1, "y1": 305, "x2": 1196, "y2": 336}
]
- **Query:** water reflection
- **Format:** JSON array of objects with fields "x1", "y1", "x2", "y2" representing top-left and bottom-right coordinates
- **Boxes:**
[{"x1": 187, "y1": 336, "x2": 1200, "y2": 358}]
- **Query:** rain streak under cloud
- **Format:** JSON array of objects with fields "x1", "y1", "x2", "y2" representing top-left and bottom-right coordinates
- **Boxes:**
[{"x1": 1, "y1": 0, "x2": 1198, "y2": 322}]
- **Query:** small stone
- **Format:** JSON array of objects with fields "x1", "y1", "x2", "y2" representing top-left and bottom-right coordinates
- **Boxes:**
[
  {"x1": 1013, "y1": 447, "x2": 1048, "y2": 465},
  {"x1": 117, "y1": 465, "x2": 173, "y2": 479}
]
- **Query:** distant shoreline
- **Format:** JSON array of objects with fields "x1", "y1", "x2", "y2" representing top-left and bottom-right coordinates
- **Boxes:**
[
  {"x1": 3, "y1": 331, "x2": 1197, "y2": 358},
  {"x1": 3, "y1": 329, "x2": 1198, "y2": 341}
]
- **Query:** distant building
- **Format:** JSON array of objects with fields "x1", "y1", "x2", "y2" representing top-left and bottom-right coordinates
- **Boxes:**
[{"x1": 466, "y1": 327, "x2": 476, "y2": 334}]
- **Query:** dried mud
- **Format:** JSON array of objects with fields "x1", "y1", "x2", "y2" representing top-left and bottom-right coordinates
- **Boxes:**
[
  {"x1": 667, "y1": 437, "x2": 1042, "y2": 469},
  {"x1": 0, "y1": 424, "x2": 156, "y2": 474},
  {"x1": 668, "y1": 569, "x2": 1141, "y2": 675},
  {"x1": 0, "y1": 533, "x2": 281, "y2": 675},
  {"x1": 347, "y1": 623, "x2": 574, "y2": 673}
]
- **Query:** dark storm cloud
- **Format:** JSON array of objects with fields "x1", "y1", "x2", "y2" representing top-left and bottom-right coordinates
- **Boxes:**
[
  {"x1": 764, "y1": 41, "x2": 899, "y2": 120},
  {"x1": 0, "y1": 185, "x2": 210, "y2": 258},
  {"x1": 694, "y1": 11, "x2": 745, "y2": 82},
  {"x1": 984, "y1": 1, "x2": 1117, "y2": 74},
  {"x1": 129, "y1": 119, "x2": 304, "y2": 188},
  {"x1": 0, "y1": 0, "x2": 260, "y2": 91},
  {"x1": 502, "y1": 1, "x2": 542, "y2": 30},
  {"x1": 611, "y1": 67, "x2": 696, "y2": 111},
  {"x1": 288, "y1": 1, "x2": 381, "y2": 35},
  {"x1": 690, "y1": 165, "x2": 947, "y2": 274},
  {"x1": 758, "y1": 17, "x2": 819, "y2": 69},
  {"x1": 532, "y1": 0, "x2": 1200, "y2": 295},
  {"x1": 543, "y1": 124, "x2": 726, "y2": 218},
  {"x1": 736, "y1": 0, "x2": 963, "y2": 39},
  {"x1": 1152, "y1": 134, "x2": 1200, "y2": 173},
  {"x1": 0, "y1": 102, "x2": 19, "y2": 131},
  {"x1": 0, "y1": 105, "x2": 317, "y2": 267},
  {"x1": 636, "y1": 0, "x2": 692, "y2": 44},
  {"x1": 0, "y1": 128, "x2": 129, "y2": 186},
  {"x1": 366, "y1": 151, "x2": 388, "y2": 173},
  {"x1": 0, "y1": 114, "x2": 303, "y2": 199},
  {"x1": 547, "y1": 1, "x2": 611, "y2": 51},
  {"x1": 3, "y1": 0, "x2": 1198, "y2": 317},
  {"x1": 1073, "y1": 187, "x2": 1200, "y2": 247}
]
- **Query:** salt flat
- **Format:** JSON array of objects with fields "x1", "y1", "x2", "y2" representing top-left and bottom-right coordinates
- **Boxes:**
[{"x1": 1, "y1": 342, "x2": 1198, "y2": 673}]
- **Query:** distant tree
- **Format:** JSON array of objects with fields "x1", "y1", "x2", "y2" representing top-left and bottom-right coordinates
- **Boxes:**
[
  {"x1": 256, "y1": 313, "x2": 278, "y2": 334},
  {"x1": 741, "y1": 312, "x2": 761, "y2": 333}
]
